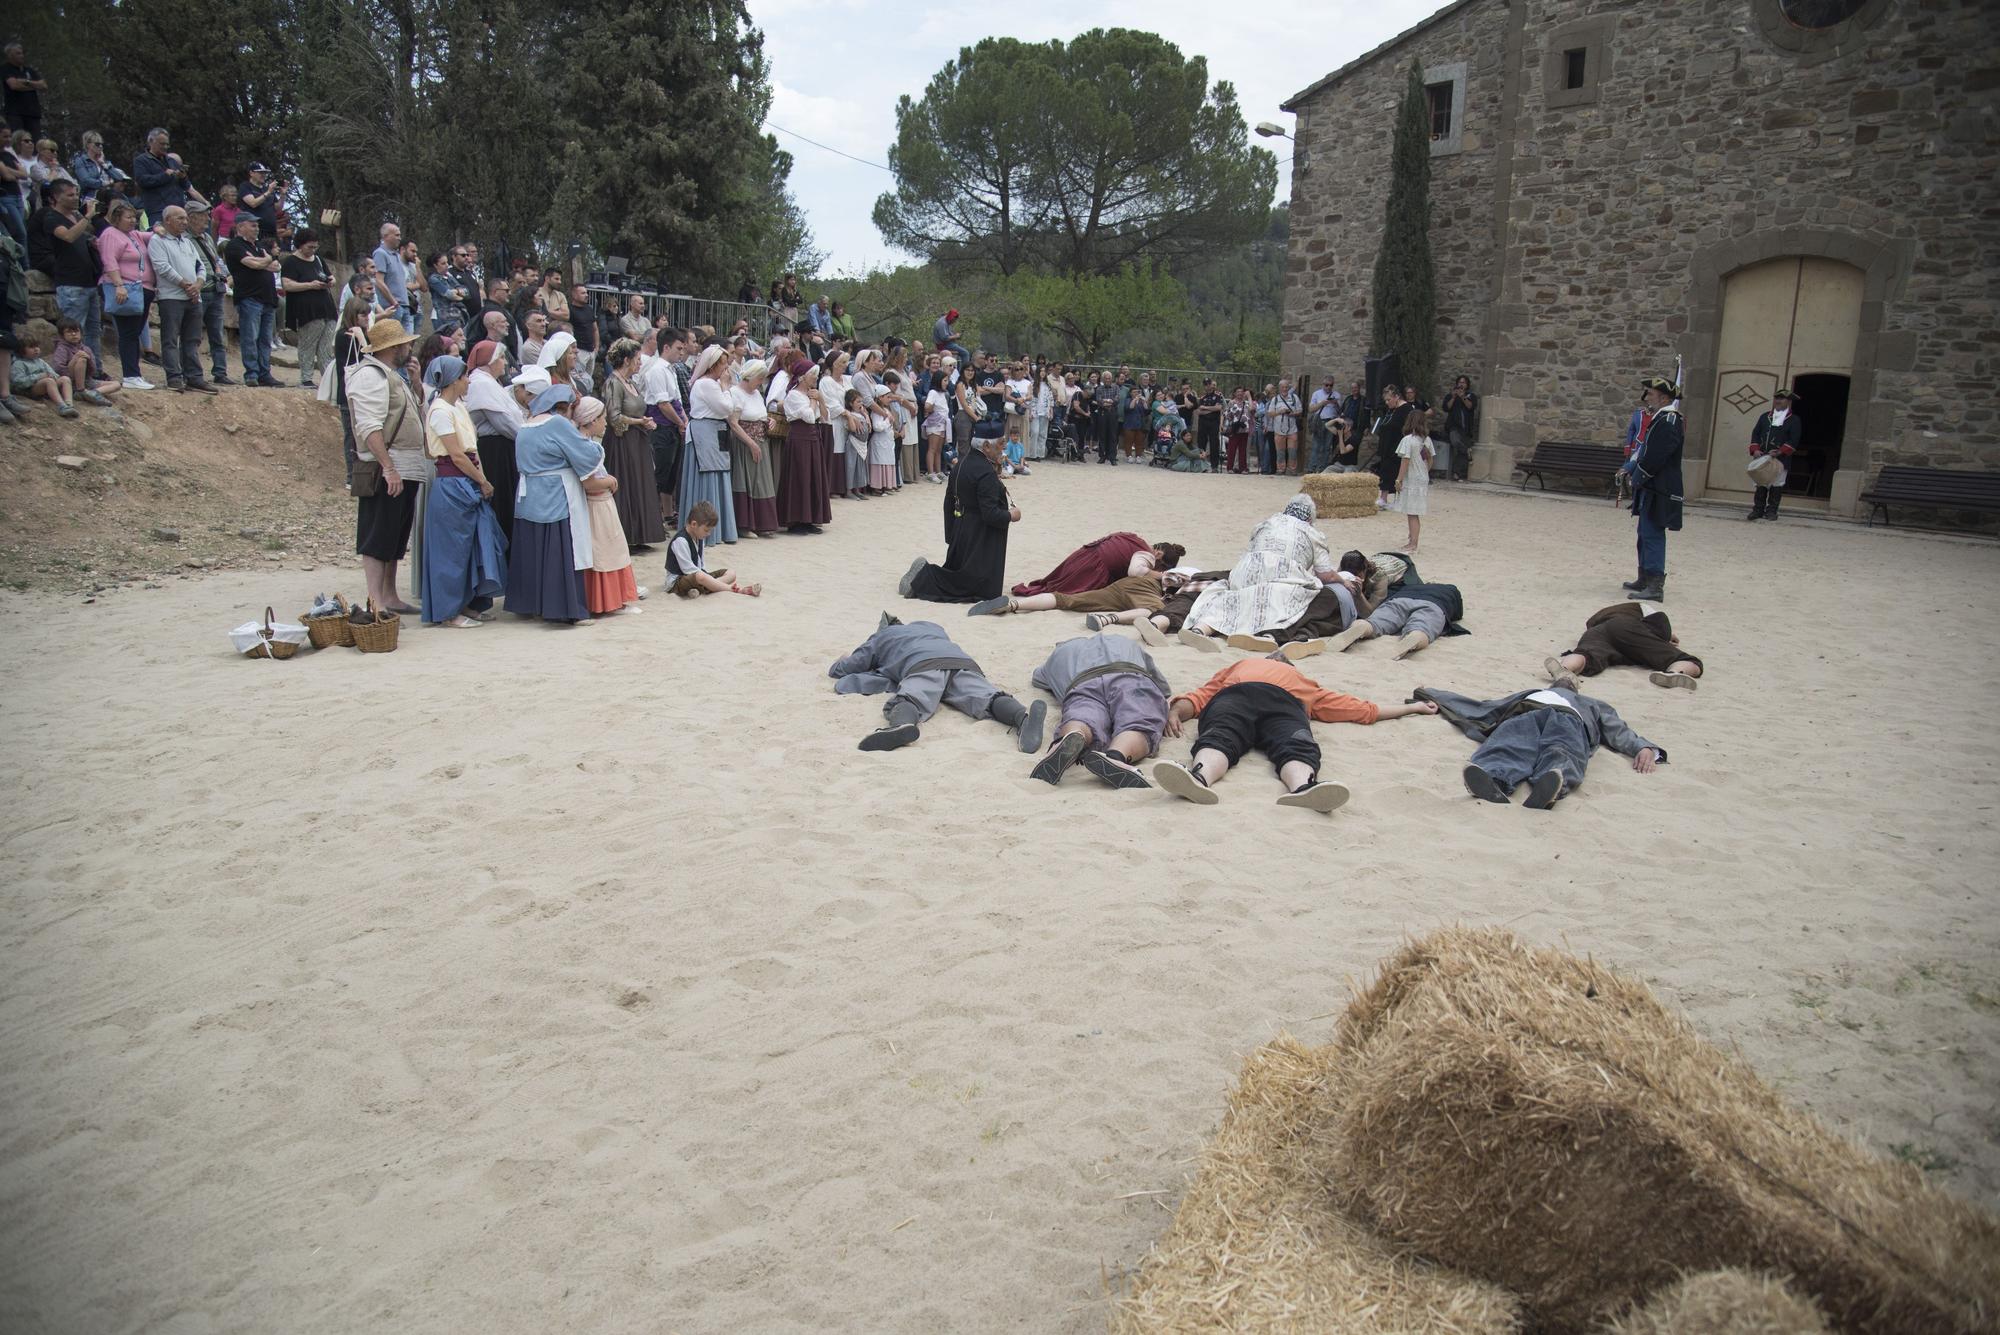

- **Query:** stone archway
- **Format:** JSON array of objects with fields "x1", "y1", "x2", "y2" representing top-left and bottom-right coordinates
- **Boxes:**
[{"x1": 1682, "y1": 228, "x2": 1911, "y2": 516}]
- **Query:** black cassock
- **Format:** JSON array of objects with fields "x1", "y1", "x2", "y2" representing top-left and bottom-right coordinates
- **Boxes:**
[{"x1": 911, "y1": 448, "x2": 1011, "y2": 603}]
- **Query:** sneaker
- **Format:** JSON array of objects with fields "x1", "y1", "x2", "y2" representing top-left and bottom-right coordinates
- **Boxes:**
[
  {"x1": 1079, "y1": 748, "x2": 1151, "y2": 789},
  {"x1": 57, "y1": 403, "x2": 79, "y2": 418},
  {"x1": 1084, "y1": 613, "x2": 1117, "y2": 631},
  {"x1": 1153, "y1": 761, "x2": 1219, "y2": 806},
  {"x1": 212, "y1": 374, "x2": 237, "y2": 386},
  {"x1": 0, "y1": 402, "x2": 18, "y2": 425},
  {"x1": 121, "y1": 376, "x2": 155, "y2": 390},
  {"x1": 1276, "y1": 779, "x2": 1350, "y2": 813},
  {"x1": 1462, "y1": 764, "x2": 1512, "y2": 804},
  {"x1": 1524, "y1": 771, "x2": 1566, "y2": 810},
  {"x1": 187, "y1": 381, "x2": 219, "y2": 396},
  {"x1": 1030, "y1": 731, "x2": 1088, "y2": 786},
  {"x1": 167, "y1": 380, "x2": 187, "y2": 392}
]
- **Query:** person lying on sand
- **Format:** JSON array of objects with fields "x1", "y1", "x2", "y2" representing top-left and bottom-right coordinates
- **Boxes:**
[
  {"x1": 967, "y1": 569, "x2": 1190, "y2": 625},
  {"x1": 1190, "y1": 550, "x2": 1377, "y2": 656},
  {"x1": 1154, "y1": 655, "x2": 1438, "y2": 813},
  {"x1": 1544, "y1": 601, "x2": 1703, "y2": 691},
  {"x1": 1077, "y1": 570, "x2": 1228, "y2": 645},
  {"x1": 1416, "y1": 676, "x2": 1666, "y2": 809},
  {"x1": 1025, "y1": 632, "x2": 1170, "y2": 789},
  {"x1": 829, "y1": 613, "x2": 1046, "y2": 753}
]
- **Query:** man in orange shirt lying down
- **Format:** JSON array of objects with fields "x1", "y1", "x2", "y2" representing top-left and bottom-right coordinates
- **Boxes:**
[{"x1": 1154, "y1": 655, "x2": 1438, "y2": 813}]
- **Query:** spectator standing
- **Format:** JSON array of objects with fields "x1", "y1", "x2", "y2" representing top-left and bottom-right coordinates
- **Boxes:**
[
  {"x1": 829, "y1": 301, "x2": 854, "y2": 342},
  {"x1": 618, "y1": 294, "x2": 648, "y2": 343},
  {"x1": 282, "y1": 228, "x2": 338, "y2": 389},
  {"x1": 69, "y1": 131, "x2": 126, "y2": 204},
  {"x1": 210, "y1": 182, "x2": 240, "y2": 237},
  {"x1": 96, "y1": 200, "x2": 157, "y2": 388},
  {"x1": 185, "y1": 201, "x2": 233, "y2": 383},
  {"x1": 371, "y1": 222, "x2": 413, "y2": 333},
  {"x1": 38, "y1": 181, "x2": 102, "y2": 358},
  {"x1": 1194, "y1": 379, "x2": 1224, "y2": 471},
  {"x1": 569, "y1": 283, "x2": 600, "y2": 377},
  {"x1": 1442, "y1": 375, "x2": 1478, "y2": 481},
  {"x1": 132, "y1": 128, "x2": 205, "y2": 221},
  {"x1": 535, "y1": 267, "x2": 569, "y2": 332},
  {"x1": 239, "y1": 162, "x2": 281, "y2": 240},
  {"x1": 148, "y1": 204, "x2": 218, "y2": 394},
  {"x1": 0, "y1": 133, "x2": 25, "y2": 247},
  {"x1": 426, "y1": 251, "x2": 467, "y2": 335},
  {"x1": 29, "y1": 139, "x2": 73, "y2": 211},
  {"x1": 224, "y1": 213, "x2": 282, "y2": 386},
  {"x1": 1269, "y1": 377, "x2": 1302, "y2": 476},
  {"x1": 2, "y1": 42, "x2": 45, "y2": 140}
]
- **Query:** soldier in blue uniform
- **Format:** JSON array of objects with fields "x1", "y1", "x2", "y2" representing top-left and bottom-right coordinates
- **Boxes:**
[{"x1": 1622, "y1": 376, "x2": 1683, "y2": 602}]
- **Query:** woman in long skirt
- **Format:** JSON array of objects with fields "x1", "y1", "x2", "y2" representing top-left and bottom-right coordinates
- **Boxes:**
[
  {"x1": 419, "y1": 355, "x2": 508, "y2": 625},
  {"x1": 505, "y1": 382, "x2": 603, "y2": 624},
  {"x1": 776, "y1": 359, "x2": 830, "y2": 534},
  {"x1": 730, "y1": 359, "x2": 781, "y2": 536},
  {"x1": 463, "y1": 340, "x2": 523, "y2": 538},
  {"x1": 572, "y1": 396, "x2": 641, "y2": 615},
  {"x1": 597, "y1": 338, "x2": 667, "y2": 548},
  {"x1": 681, "y1": 343, "x2": 740, "y2": 544},
  {"x1": 820, "y1": 348, "x2": 854, "y2": 499}
]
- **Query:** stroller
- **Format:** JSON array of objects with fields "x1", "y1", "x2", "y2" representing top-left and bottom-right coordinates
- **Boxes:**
[{"x1": 1150, "y1": 411, "x2": 1185, "y2": 468}]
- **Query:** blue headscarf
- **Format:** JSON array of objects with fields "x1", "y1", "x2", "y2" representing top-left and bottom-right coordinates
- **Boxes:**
[
  {"x1": 529, "y1": 383, "x2": 576, "y2": 416},
  {"x1": 423, "y1": 354, "x2": 467, "y2": 390}
]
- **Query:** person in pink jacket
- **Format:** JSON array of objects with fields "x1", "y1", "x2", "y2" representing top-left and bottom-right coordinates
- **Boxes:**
[{"x1": 96, "y1": 199, "x2": 156, "y2": 388}]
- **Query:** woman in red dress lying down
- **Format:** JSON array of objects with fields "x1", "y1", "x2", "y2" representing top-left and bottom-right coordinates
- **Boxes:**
[{"x1": 1011, "y1": 532, "x2": 1186, "y2": 598}]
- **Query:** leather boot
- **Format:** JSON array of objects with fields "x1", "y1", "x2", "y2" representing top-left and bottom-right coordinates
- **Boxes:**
[{"x1": 1630, "y1": 575, "x2": 1665, "y2": 601}]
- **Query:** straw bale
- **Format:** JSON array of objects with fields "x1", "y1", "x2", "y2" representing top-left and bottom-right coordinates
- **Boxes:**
[
  {"x1": 1599, "y1": 1270, "x2": 1832, "y2": 1335},
  {"x1": 1112, "y1": 1036, "x2": 1521, "y2": 1334},
  {"x1": 1302, "y1": 472, "x2": 1379, "y2": 516},
  {"x1": 1321, "y1": 504, "x2": 1381, "y2": 521},
  {"x1": 1331, "y1": 927, "x2": 2000, "y2": 1334}
]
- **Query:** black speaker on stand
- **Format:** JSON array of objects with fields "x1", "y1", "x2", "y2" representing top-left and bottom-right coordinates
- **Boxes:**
[{"x1": 1364, "y1": 352, "x2": 1402, "y2": 416}]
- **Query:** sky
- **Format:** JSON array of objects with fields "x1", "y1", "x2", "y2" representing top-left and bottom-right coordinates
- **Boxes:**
[{"x1": 747, "y1": 0, "x2": 1448, "y2": 277}]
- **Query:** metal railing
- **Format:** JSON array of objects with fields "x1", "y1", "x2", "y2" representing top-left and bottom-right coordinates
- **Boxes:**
[
  {"x1": 583, "y1": 288, "x2": 773, "y2": 342},
  {"x1": 1063, "y1": 363, "x2": 1272, "y2": 394}
]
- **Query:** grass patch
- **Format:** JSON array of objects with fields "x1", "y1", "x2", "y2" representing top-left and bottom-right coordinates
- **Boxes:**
[{"x1": 1888, "y1": 1142, "x2": 1962, "y2": 1175}]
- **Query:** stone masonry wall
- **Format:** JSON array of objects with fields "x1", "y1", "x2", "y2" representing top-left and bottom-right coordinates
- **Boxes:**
[
  {"x1": 1489, "y1": 0, "x2": 1999, "y2": 487},
  {"x1": 1282, "y1": 0, "x2": 1509, "y2": 399}
]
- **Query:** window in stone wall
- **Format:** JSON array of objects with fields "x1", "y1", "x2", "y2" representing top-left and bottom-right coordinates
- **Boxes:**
[
  {"x1": 1751, "y1": 0, "x2": 1891, "y2": 62},
  {"x1": 1564, "y1": 48, "x2": 1588, "y2": 90},
  {"x1": 1423, "y1": 61, "x2": 1467, "y2": 157},
  {"x1": 1543, "y1": 18, "x2": 1613, "y2": 110}
]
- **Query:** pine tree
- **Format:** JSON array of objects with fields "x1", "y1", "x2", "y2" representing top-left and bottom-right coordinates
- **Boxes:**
[{"x1": 1370, "y1": 61, "x2": 1438, "y2": 402}]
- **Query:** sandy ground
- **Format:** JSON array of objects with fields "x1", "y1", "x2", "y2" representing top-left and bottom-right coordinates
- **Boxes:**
[{"x1": 2, "y1": 465, "x2": 1996, "y2": 1334}]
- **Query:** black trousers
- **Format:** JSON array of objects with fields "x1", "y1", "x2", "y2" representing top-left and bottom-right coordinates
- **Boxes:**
[
  {"x1": 1751, "y1": 484, "x2": 1783, "y2": 517},
  {"x1": 1194, "y1": 682, "x2": 1321, "y2": 777},
  {"x1": 1197, "y1": 418, "x2": 1221, "y2": 470},
  {"x1": 1097, "y1": 411, "x2": 1119, "y2": 462}
]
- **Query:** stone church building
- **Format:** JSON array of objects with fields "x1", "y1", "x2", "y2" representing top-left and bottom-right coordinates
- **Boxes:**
[{"x1": 1278, "y1": 0, "x2": 1997, "y2": 516}]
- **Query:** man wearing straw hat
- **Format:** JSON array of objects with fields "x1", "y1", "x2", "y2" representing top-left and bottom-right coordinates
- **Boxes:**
[
  {"x1": 1622, "y1": 375, "x2": 1683, "y2": 602},
  {"x1": 1745, "y1": 388, "x2": 1801, "y2": 522},
  {"x1": 348, "y1": 318, "x2": 427, "y2": 615}
]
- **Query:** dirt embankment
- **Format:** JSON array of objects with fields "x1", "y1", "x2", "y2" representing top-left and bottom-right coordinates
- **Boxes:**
[{"x1": 0, "y1": 384, "x2": 352, "y2": 595}]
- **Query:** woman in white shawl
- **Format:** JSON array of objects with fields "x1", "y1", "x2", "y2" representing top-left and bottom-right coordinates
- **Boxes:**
[
  {"x1": 1180, "y1": 494, "x2": 1341, "y2": 648},
  {"x1": 680, "y1": 343, "x2": 741, "y2": 544},
  {"x1": 464, "y1": 339, "x2": 524, "y2": 535},
  {"x1": 819, "y1": 347, "x2": 855, "y2": 499},
  {"x1": 851, "y1": 347, "x2": 896, "y2": 496}
]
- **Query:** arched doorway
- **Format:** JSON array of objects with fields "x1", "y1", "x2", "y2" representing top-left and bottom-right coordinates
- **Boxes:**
[{"x1": 1705, "y1": 257, "x2": 1864, "y2": 504}]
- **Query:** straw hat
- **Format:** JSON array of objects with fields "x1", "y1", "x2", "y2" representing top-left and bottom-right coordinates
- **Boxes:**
[{"x1": 364, "y1": 319, "x2": 418, "y2": 356}]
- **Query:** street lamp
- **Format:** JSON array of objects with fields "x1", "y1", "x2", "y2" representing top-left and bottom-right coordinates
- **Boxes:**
[
  {"x1": 1253, "y1": 121, "x2": 1304, "y2": 174},
  {"x1": 1254, "y1": 121, "x2": 1288, "y2": 138}
]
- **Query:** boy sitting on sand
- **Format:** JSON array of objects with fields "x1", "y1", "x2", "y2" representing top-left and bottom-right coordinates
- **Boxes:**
[
  {"x1": 1155, "y1": 655, "x2": 1437, "y2": 813},
  {"x1": 666, "y1": 501, "x2": 761, "y2": 597}
]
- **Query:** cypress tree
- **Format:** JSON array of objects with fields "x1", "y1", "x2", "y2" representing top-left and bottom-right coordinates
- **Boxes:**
[{"x1": 1369, "y1": 61, "x2": 1438, "y2": 402}]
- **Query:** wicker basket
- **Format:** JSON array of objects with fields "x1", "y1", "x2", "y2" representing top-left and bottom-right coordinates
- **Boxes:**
[
  {"x1": 242, "y1": 606, "x2": 303, "y2": 660},
  {"x1": 303, "y1": 593, "x2": 355, "y2": 649},
  {"x1": 350, "y1": 598, "x2": 402, "y2": 654}
]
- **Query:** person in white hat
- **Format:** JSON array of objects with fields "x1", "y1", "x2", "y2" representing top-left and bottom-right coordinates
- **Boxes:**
[
  {"x1": 347, "y1": 318, "x2": 427, "y2": 613},
  {"x1": 729, "y1": 358, "x2": 780, "y2": 537}
]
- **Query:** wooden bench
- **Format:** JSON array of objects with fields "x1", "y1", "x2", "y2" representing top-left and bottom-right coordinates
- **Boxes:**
[
  {"x1": 1861, "y1": 466, "x2": 2000, "y2": 528},
  {"x1": 1517, "y1": 441, "x2": 1625, "y2": 496}
]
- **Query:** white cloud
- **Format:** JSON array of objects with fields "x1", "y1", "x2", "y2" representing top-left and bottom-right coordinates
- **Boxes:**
[{"x1": 746, "y1": 0, "x2": 1445, "y2": 275}]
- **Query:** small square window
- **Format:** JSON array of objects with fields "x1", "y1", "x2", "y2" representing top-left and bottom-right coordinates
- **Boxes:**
[
  {"x1": 1427, "y1": 82, "x2": 1454, "y2": 141},
  {"x1": 1564, "y1": 48, "x2": 1588, "y2": 90}
]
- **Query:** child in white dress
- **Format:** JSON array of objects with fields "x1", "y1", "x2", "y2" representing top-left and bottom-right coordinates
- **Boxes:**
[{"x1": 1393, "y1": 408, "x2": 1435, "y2": 553}]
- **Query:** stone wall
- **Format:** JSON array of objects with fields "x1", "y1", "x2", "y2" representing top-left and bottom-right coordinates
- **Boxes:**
[
  {"x1": 1281, "y1": 0, "x2": 1509, "y2": 397},
  {"x1": 1281, "y1": 0, "x2": 2000, "y2": 512},
  {"x1": 1491, "y1": 0, "x2": 1999, "y2": 504}
]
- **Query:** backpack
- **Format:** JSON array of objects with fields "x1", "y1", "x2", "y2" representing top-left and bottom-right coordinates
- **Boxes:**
[{"x1": 25, "y1": 206, "x2": 56, "y2": 277}]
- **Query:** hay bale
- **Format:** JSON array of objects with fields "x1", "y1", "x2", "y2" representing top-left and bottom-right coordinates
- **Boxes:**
[
  {"x1": 1331, "y1": 928, "x2": 2000, "y2": 1334},
  {"x1": 1599, "y1": 1270, "x2": 1831, "y2": 1335},
  {"x1": 1302, "y1": 471, "x2": 1378, "y2": 512},
  {"x1": 1112, "y1": 1036, "x2": 1521, "y2": 1333},
  {"x1": 1321, "y1": 503, "x2": 1381, "y2": 521}
]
